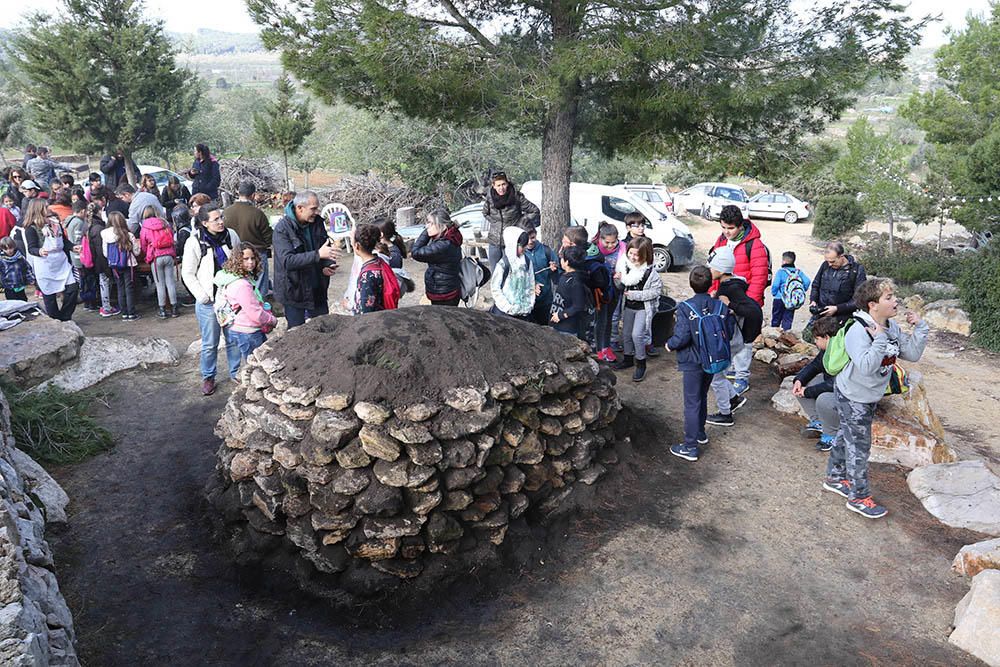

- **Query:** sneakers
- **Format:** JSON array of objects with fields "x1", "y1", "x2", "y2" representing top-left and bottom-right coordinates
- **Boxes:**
[
  {"x1": 730, "y1": 395, "x2": 747, "y2": 413},
  {"x1": 846, "y1": 496, "x2": 888, "y2": 519},
  {"x1": 822, "y1": 478, "x2": 852, "y2": 498},
  {"x1": 602, "y1": 347, "x2": 618, "y2": 363},
  {"x1": 706, "y1": 412, "x2": 734, "y2": 427},
  {"x1": 612, "y1": 354, "x2": 634, "y2": 370},
  {"x1": 696, "y1": 432, "x2": 709, "y2": 445},
  {"x1": 645, "y1": 344, "x2": 660, "y2": 358},
  {"x1": 731, "y1": 379, "x2": 750, "y2": 396},
  {"x1": 815, "y1": 434, "x2": 834, "y2": 452},
  {"x1": 724, "y1": 369, "x2": 736, "y2": 381},
  {"x1": 669, "y1": 443, "x2": 699, "y2": 462},
  {"x1": 202, "y1": 377, "x2": 216, "y2": 396},
  {"x1": 157, "y1": 308, "x2": 168, "y2": 319},
  {"x1": 122, "y1": 313, "x2": 141, "y2": 321},
  {"x1": 803, "y1": 418, "x2": 823, "y2": 435},
  {"x1": 632, "y1": 358, "x2": 647, "y2": 382},
  {"x1": 596, "y1": 348, "x2": 609, "y2": 362},
  {"x1": 170, "y1": 306, "x2": 180, "y2": 318},
  {"x1": 99, "y1": 306, "x2": 121, "y2": 318}
]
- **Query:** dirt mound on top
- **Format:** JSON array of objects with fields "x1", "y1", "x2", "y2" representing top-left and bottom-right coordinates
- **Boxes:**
[{"x1": 265, "y1": 307, "x2": 584, "y2": 406}]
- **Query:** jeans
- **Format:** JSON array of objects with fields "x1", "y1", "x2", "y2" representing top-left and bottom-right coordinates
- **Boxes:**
[
  {"x1": 113, "y1": 267, "x2": 135, "y2": 316},
  {"x1": 284, "y1": 301, "x2": 330, "y2": 329},
  {"x1": 826, "y1": 385, "x2": 877, "y2": 500},
  {"x1": 771, "y1": 300, "x2": 795, "y2": 330},
  {"x1": 682, "y1": 370, "x2": 712, "y2": 448},
  {"x1": 730, "y1": 328, "x2": 752, "y2": 382},
  {"x1": 230, "y1": 330, "x2": 267, "y2": 360},
  {"x1": 621, "y1": 306, "x2": 650, "y2": 360},
  {"x1": 151, "y1": 255, "x2": 178, "y2": 307},
  {"x1": 487, "y1": 244, "x2": 503, "y2": 273},
  {"x1": 595, "y1": 292, "x2": 620, "y2": 351},
  {"x1": 41, "y1": 283, "x2": 79, "y2": 321},
  {"x1": 196, "y1": 301, "x2": 241, "y2": 380},
  {"x1": 795, "y1": 377, "x2": 840, "y2": 435},
  {"x1": 256, "y1": 250, "x2": 272, "y2": 297}
]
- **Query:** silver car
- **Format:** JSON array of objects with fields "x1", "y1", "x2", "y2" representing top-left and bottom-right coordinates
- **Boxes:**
[
  {"x1": 747, "y1": 192, "x2": 811, "y2": 223},
  {"x1": 671, "y1": 182, "x2": 749, "y2": 220}
]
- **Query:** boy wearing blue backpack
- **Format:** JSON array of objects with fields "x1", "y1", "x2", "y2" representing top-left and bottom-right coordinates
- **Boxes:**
[
  {"x1": 666, "y1": 265, "x2": 735, "y2": 462},
  {"x1": 770, "y1": 251, "x2": 810, "y2": 331}
]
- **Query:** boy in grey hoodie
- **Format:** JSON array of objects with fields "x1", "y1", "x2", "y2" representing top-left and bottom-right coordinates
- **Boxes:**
[{"x1": 823, "y1": 278, "x2": 929, "y2": 519}]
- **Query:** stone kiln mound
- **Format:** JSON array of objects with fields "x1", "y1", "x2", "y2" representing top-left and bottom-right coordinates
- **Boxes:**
[{"x1": 207, "y1": 307, "x2": 626, "y2": 601}]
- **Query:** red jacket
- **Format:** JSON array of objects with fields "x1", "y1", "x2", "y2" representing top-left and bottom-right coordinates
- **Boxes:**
[{"x1": 710, "y1": 222, "x2": 769, "y2": 306}]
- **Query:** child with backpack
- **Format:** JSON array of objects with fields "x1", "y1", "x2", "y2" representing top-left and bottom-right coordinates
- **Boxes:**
[
  {"x1": 550, "y1": 245, "x2": 592, "y2": 339},
  {"x1": 705, "y1": 246, "x2": 762, "y2": 426},
  {"x1": 524, "y1": 223, "x2": 559, "y2": 325},
  {"x1": 213, "y1": 243, "x2": 276, "y2": 361},
  {"x1": 101, "y1": 211, "x2": 141, "y2": 320},
  {"x1": 64, "y1": 200, "x2": 95, "y2": 311},
  {"x1": 81, "y1": 202, "x2": 116, "y2": 316},
  {"x1": 0, "y1": 237, "x2": 33, "y2": 300},
  {"x1": 353, "y1": 223, "x2": 401, "y2": 313},
  {"x1": 792, "y1": 315, "x2": 841, "y2": 452},
  {"x1": 770, "y1": 251, "x2": 810, "y2": 331},
  {"x1": 666, "y1": 265, "x2": 735, "y2": 462},
  {"x1": 821, "y1": 278, "x2": 928, "y2": 519},
  {"x1": 139, "y1": 204, "x2": 179, "y2": 318},
  {"x1": 591, "y1": 223, "x2": 623, "y2": 361},
  {"x1": 612, "y1": 237, "x2": 662, "y2": 382},
  {"x1": 489, "y1": 225, "x2": 535, "y2": 319}
]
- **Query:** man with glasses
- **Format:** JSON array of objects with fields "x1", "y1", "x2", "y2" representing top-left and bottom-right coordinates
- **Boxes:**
[{"x1": 273, "y1": 190, "x2": 339, "y2": 328}]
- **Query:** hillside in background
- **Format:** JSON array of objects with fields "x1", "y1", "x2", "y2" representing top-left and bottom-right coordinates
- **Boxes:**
[{"x1": 170, "y1": 28, "x2": 263, "y2": 55}]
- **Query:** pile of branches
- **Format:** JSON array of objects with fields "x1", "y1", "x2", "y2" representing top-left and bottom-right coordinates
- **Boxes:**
[
  {"x1": 324, "y1": 174, "x2": 445, "y2": 224},
  {"x1": 218, "y1": 157, "x2": 284, "y2": 195}
]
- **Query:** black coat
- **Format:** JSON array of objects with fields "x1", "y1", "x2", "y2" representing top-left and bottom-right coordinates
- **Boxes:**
[
  {"x1": 161, "y1": 184, "x2": 191, "y2": 217},
  {"x1": 794, "y1": 350, "x2": 834, "y2": 398},
  {"x1": 99, "y1": 154, "x2": 138, "y2": 190},
  {"x1": 411, "y1": 228, "x2": 463, "y2": 298},
  {"x1": 190, "y1": 157, "x2": 221, "y2": 200},
  {"x1": 810, "y1": 255, "x2": 867, "y2": 318},
  {"x1": 716, "y1": 276, "x2": 763, "y2": 343},
  {"x1": 272, "y1": 215, "x2": 334, "y2": 310},
  {"x1": 482, "y1": 184, "x2": 540, "y2": 246}
]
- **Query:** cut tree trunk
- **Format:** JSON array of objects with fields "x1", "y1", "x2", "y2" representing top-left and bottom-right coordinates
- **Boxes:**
[
  {"x1": 123, "y1": 151, "x2": 139, "y2": 186},
  {"x1": 540, "y1": 82, "x2": 580, "y2": 245}
]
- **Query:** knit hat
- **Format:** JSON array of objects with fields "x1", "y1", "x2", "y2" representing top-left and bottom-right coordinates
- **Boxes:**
[{"x1": 708, "y1": 245, "x2": 736, "y2": 274}]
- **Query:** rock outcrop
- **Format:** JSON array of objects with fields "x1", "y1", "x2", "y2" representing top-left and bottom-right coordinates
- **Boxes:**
[
  {"x1": 0, "y1": 390, "x2": 78, "y2": 665},
  {"x1": 908, "y1": 460, "x2": 1000, "y2": 535},
  {"x1": 922, "y1": 299, "x2": 972, "y2": 337},
  {"x1": 869, "y1": 371, "x2": 957, "y2": 467},
  {"x1": 0, "y1": 319, "x2": 83, "y2": 387},
  {"x1": 950, "y1": 569, "x2": 1000, "y2": 666},
  {"x1": 207, "y1": 307, "x2": 627, "y2": 601},
  {"x1": 953, "y1": 538, "x2": 1000, "y2": 579}
]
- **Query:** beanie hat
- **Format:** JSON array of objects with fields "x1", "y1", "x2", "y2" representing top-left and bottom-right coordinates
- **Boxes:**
[{"x1": 708, "y1": 245, "x2": 736, "y2": 274}]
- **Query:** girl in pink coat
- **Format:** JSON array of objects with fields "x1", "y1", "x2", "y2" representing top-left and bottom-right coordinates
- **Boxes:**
[{"x1": 213, "y1": 243, "x2": 277, "y2": 362}]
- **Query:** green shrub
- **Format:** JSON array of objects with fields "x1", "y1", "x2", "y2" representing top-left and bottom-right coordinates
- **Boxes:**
[
  {"x1": 812, "y1": 195, "x2": 866, "y2": 239},
  {"x1": 0, "y1": 381, "x2": 114, "y2": 465},
  {"x1": 959, "y1": 243, "x2": 1000, "y2": 351},
  {"x1": 858, "y1": 237, "x2": 970, "y2": 285}
]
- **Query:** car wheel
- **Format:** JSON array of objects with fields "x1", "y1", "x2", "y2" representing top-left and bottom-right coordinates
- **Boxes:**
[
  {"x1": 784, "y1": 210, "x2": 799, "y2": 224},
  {"x1": 653, "y1": 246, "x2": 672, "y2": 273},
  {"x1": 700, "y1": 205, "x2": 710, "y2": 219}
]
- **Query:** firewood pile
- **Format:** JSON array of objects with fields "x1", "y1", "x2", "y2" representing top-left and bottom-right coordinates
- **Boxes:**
[
  {"x1": 323, "y1": 175, "x2": 445, "y2": 223},
  {"x1": 219, "y1": 157, "x2": 284, "y2": 195}
]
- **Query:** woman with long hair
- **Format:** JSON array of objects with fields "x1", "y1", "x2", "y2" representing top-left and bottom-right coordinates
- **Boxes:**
[
  {"x1": 140, "y1": 173, "x2": 160, "y2": 199},
  {"x1": 23, "y1": 198, "x2": 79, "y2": 320},
  {"x1": 160, "y1": 174, "x2": 191, "y2": 219},
  {"x1": 100, "y1": 211, "x2": 142, "y2": 320}
]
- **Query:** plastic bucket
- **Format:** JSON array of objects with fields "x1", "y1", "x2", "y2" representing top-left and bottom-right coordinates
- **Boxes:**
[{"x1": 651, "y1": 295, "x2": 677, "y2": 347}]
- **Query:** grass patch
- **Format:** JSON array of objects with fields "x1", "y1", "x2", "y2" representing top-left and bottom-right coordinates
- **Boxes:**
[{"x1": 1, "y1": 380, "x2": 115, "y2": 465}]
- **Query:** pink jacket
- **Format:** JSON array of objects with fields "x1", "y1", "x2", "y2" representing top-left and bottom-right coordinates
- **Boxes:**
[
  {"x1": 225, "y1": 278, "x2": 277, "y2": 334},
  {"x1": 139, "y1": 217, "x2": 176, "y2": 264}
]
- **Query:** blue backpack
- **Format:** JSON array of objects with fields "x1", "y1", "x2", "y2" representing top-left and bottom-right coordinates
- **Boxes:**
[{"x1": 682, "y1": 299, "x2": 732, "y2": 374}]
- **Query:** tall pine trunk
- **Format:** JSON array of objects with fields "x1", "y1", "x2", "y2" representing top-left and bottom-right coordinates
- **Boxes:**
[
  {"x1": 283, "y1": 150, "x2": 290, "y2": 189},
  {"x1": 887, "y1": 209, "x2": 895, "y2": 253},
  {"x1": 123, "y1": 150, "x2": 138, "y2": 185},
  {"x1": 540, "y1": 84, "x2": 579, "y2": 245}
]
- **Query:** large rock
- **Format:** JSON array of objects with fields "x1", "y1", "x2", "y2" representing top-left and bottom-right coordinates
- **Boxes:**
[
  {"x1": 870, "y1": 373, "x2": 957, "y2": 468},
  {"x1": 950, "y1": 570, "x2": 1000, "y2": 666},
  {"x1": 923, "y1": 299, "x2": 972, "y2": 337},
  {"x1": 913, "y1": 281, "x2": 959, "y2": 298},
  {"x1": 953, "y1": 538, "x2": 1000, "y2": 578},
  {"x1": 908, "y1": 460, "x2": 1000, "y2": 535},
  {"x1": 6, "y1": 448, "x2": 70, "y2": 525},
  {"x1": 40, "y1": 336, "x2": 178, "y2": 393},
  {"x1": 771, "y1": 376, "x2": 807, "y2": 417},
  {"x1": 0, "y1": 318, "x2": 83, "y2": 387},
  {"x1": 776, "y1": 353, "x2": 810, "y2": 377}
]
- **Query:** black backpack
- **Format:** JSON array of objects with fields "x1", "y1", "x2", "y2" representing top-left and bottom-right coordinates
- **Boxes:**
[{"x1": 744, "y1": 238, "x2": 773, "y2": 288}]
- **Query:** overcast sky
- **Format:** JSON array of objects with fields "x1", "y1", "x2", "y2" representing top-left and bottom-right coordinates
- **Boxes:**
[{"x1": 0, "y1": 0, "x2": 993, "y2": 48}]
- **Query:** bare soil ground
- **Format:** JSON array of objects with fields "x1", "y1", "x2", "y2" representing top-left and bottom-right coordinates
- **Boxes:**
[{"x1": 43, "y1": 233, "x2": 993, "y2": 665}]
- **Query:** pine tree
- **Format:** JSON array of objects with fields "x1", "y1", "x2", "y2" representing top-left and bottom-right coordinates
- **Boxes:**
[
  {"x1": 253, "y1": 76, "x2": 315, "y2": 187},
  {"x1": 248, "y1": 0, "x2": 927, "y2": 242},
  {"x1": 6, "y1": 0, "x2": 201, "y2": 184}
]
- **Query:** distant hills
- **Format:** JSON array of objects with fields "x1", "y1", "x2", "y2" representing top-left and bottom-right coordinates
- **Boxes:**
[{"x1": 169, "y1": 28, "x2": 264, "y2": 55}]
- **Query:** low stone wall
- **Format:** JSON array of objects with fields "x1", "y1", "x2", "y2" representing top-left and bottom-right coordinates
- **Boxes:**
[
  {"x1": 207, "y1": 307, "x2": 626, "y2": 601},
  {"x1": 0, "y1": 390, "x2": 78, "y2": 666},
  {"x1": 0, "y1": 319, "x2": 84, "y2": 388}
]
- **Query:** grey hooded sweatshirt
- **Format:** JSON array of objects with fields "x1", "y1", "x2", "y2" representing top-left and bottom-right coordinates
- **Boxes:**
[{"x1": 835, "y1": 310, "x2": 929, "y2": 403}]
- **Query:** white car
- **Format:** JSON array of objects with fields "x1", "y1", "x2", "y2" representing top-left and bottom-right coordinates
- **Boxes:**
[
  {"x1": 138, "y1": 165, "x2": 194, "y2": 193},
  {"x1": 747, "y1": 191, "x2": 811, "y2": 223},
  {"x1": 671, "y1": 182, "x2": 750, "y2": 220},
  {"x1": 615, "y1": 183, "x2": 672, "y2": 213}
]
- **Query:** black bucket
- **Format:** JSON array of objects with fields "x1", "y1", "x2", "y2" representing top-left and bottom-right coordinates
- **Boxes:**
[{"x1": 651, "y1": 295, "x2": 677, "y2": 347}]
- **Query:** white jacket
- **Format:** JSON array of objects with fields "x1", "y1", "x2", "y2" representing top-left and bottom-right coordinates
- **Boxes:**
[
  {"x1": 181, "y1": 228, "x2": 240, "y2": 304},
  {"x1": 99, "y1": 227, "x2": 141, "y2": 267}
]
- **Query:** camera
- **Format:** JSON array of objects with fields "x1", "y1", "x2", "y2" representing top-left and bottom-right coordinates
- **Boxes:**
[{"x1": 809, "y1": 304, "x2": 824, "y2": 316}]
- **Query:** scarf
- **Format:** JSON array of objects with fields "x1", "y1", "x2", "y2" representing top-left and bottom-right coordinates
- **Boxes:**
[
  {"x1": 727, "y1": 225, "x2": 749, "y2": 246},
  {"x1": 621, "y1": 259, "x2": 651, "y2": 287},
  {"x1": 490, "y1": 186, "x2": 515, "y2": 209},
  {"x1": 202, "y1": 228, "x2": 230, "y2": 270}
]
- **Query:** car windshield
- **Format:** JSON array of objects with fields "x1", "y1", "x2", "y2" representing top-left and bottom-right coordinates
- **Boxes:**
[
  {"x1": 716, "y1": 187, "x2": 747, "y2": 202},
  {"x1": 146, "y1": 170, "x2": 170, "y2": 188}
]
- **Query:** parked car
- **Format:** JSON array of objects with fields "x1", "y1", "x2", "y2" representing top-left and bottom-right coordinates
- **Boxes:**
[
  {"x1": 747, "y1": 191, "x2": 811, "y2": 223},
  {"x1": 615, "y1": 183, "x2": 673, "y2": 213},
  {"x1": 397, "y1": 205, "x2": 485, "y2": 242},
  {"x1": 671, "y1": 182, "x2": 750, "y2": 220},
  {"x1": 138, "y1": 165, "x2": 194, "y2": 193},
  {"x1": 519, "y1": 181, "x2": 694, "y2": 272}
]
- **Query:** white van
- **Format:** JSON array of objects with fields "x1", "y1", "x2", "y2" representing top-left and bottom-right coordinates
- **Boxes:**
[{"x1": 520, "y1": 181, "x2": 694, "y2": 272}]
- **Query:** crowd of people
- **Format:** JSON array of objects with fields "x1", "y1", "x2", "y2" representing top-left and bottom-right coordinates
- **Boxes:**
[{"x1": 0, "y1": 154, "x2": 931, "y2": 520}]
